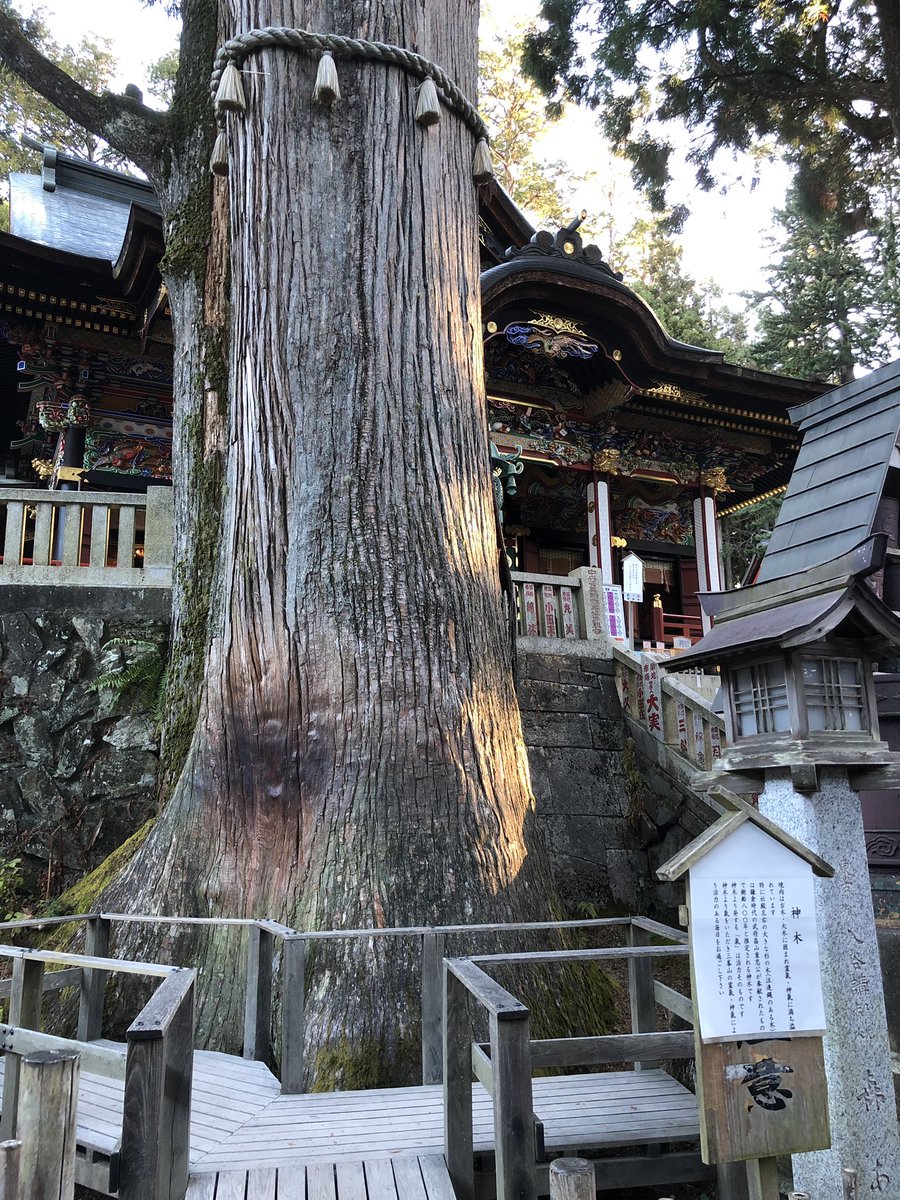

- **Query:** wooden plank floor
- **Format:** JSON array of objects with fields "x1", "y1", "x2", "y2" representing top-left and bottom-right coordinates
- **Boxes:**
[
  {"x1": 0, "y1": 1049, "x2": 281, "y2": 1160},
  {"x1": 192, "y1": 1069, "x2": 698, "y2": 1172},
  {"x1": 185, "y1": 1156, "x2": 456, "y2": 1200},
  {"x1": 2, "y1": 1050, "x2": 699, "y2": 1180}
]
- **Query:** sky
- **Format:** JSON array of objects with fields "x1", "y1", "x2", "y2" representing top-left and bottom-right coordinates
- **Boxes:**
[{"x1": 15, "y1": 0, "x2": 789, "y2": 303}]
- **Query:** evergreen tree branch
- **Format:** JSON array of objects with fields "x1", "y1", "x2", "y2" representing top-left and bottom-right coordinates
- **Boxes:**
[{"x1": 0, "y1": 9, "x2": 166, "y2": 173}]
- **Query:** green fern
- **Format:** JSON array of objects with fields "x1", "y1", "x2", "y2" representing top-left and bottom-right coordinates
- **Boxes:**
[{"x1": 87, "y1": 637, "x2": 168, "y2": 718}]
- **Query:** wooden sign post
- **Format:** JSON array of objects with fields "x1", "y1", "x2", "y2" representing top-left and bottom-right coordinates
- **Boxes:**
[
  {"x1": 658, "y1": 790, "x2": 834, "y2": 1200},
  {"x1": 622, "y1": 553, "x2": 643, "y2": 650}
]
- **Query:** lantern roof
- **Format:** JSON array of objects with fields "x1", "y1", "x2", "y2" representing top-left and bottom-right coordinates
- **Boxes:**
[{"x1": 666, "y1": 534, "x2": 900, "y2": 670}]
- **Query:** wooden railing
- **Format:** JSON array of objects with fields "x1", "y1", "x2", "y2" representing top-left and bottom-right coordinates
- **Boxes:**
[
  {"x1": 511, "y1": 566, "x2": 606, "y2": 642},
  {"x1": 650, "y1": 602, "x2": 704, "y2": 646},
  {"x1": 0, "y1": 931, "x2": 195, "y2": 1200},
  {"x1": 442, "y1": 923, "x2": 695, "y2": 1200},
  {"x1": 0, "y1": 485, "x2": 172, "y2": 587},
  {"x1": 0, "y1": 913, "x2": 685, "y2": 1100},
  {"x1": 614, "y1": 645, "x2": 725, "y2": 770},
  {"x1": 0, "y1": 912, "x2": 692, "y2": 1199}
]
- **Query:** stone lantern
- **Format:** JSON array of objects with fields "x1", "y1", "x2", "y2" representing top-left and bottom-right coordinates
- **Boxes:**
[
  {"x1": 664, "y1": 534, "x2": 900, "y2": 1200},
  {"x1": 677, "y1": 536, "x2": 900, "y2": 795}
]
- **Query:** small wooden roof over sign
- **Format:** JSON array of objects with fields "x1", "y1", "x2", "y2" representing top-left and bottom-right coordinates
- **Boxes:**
[{"x1": 656, "y1": 785, "x2": 834, "y2": 882}]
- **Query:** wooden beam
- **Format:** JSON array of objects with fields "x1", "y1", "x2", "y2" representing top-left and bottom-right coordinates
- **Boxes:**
[
  {"x1": 491, "y1": 1010, "x2": 537, "y2": 1200},
  {"x1": 0, "y1": 968, "x2": 80, "y2": 1000},
  {"x1": 243, "y1": 926, "x2": 274, "y2": 1064},
  {"x1": 0, "y1": 1026, "x2": 125, "y2": 1079},
  {"x1": 421, "y1": 931, "x2": 445, "y2": 1086},
  {"x1": 0, "y1": 946, "x2": 172, "y2": 977},
  {"x1": 443, "y1": 964, "x2": 474, "y2": 1200},
  {"x1": 78, "y1": 915, "x2": 110, "y2": 1042},
  {"x1": 468, "y1": 946, "x2": 688, "y2": 966},
  {"x1": 656, "y1": 811, "x2": 748, "y2": 882},
  {"x1": 707, "y1": 785, "x2": 834, "y2": 877},
  {"x1": 471, "y1": 1043, "x2": 493, "y2": 1096},
  {"x1": 0, "y1": 1139, "x2": 20, "y2": 1200},
  {"x1": 653, "y1": 981, "x2": 694, "y2": 1024},
  {"x1": 549, "y1": 1159, "x2": 594, "y2": 1200},
  {"x1": 0, "y1": 959, "x2": 43, "y2": 1142},
  {"x1": 850, "y1": 761, "x2": 900, "y2": 790},
  {"x1": 445, "y1": 959, "x2": 527, "y2": 1019},
  {"x1": 627, "y1": 923, "x2": 658, "y2": 1070},
  {"x1": 527, "y1": 1030, "x2": 694, "y2": 1068},
  {"x1": 280, "y1": 936, "x2": 305, "y2": 1095}
]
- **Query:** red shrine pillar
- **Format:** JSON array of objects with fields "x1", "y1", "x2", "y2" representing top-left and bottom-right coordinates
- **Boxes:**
[
  {"x1": 693, "y1": 470, "x2": 728, "y2": 633},
  {"x1": 587, "y1": 451, "x2": 621, "y2": 580}
]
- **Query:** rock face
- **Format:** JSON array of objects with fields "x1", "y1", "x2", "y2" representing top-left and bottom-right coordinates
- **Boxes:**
[{"x1": 0, "y1": 587, "x2": 169, "y2": 900}]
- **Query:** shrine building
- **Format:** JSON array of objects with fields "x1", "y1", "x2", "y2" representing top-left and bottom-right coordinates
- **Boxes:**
[
  {"x1": 0, "y1": 144, "x2": 827, "y2": 644},
  {"x1": 477, "y1": 199, "x2": 826, "y2": 644}
]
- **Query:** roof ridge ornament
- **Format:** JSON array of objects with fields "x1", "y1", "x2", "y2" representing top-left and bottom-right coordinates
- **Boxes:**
[{"x1": 504, "y1": 214, "x2": 623, "y2": 281}]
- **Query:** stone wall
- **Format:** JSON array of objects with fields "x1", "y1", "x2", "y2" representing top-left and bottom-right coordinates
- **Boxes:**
[
  {"x1": 0, "y1": 586, "x2": 169, "y2": 899},
  {"x1": 516, "y1": 644, "x2": 715, "y2": 914},
  {"x1": 0, "y1": 605, "x2": 703, "y2": 917}
]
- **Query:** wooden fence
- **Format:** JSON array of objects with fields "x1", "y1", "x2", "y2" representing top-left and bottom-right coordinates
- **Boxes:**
[
  {"x1": 0, "y1": 913, "x2": 685, "y2": 1097},
  {"x1": 442, "y1": 935, "x2": 700, "y2": 1200}
]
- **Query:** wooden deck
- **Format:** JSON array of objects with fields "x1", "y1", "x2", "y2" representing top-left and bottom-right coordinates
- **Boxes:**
[
  {"x1": 185, "y1": 1157, "x2": 456, "y2": 1200},
  {"x1": 0, "y1": 1048, "x2": 699, "y2": 1180}
]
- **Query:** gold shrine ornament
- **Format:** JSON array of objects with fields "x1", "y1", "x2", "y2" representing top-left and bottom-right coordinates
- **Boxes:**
[
  {"x1": 593, "y1": 448, "x2": 622, "y2": 475},
  {"x1": 530, "y1": 311, "x2": 587, "y2": 337},
  {"x1": 699, "y1": 467, "x2": 733, "y2": 494}
]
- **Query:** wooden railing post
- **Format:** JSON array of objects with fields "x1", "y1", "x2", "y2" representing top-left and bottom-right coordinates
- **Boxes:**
[
  {"x1": 17, "y1": 1050, "x2": 79, "y2": 1200},
  {"x1": 421, "y1": 931, "x2": 445, "y2": 1085},
  {"x1": 281, "y1": 936, "x2": 306, "y2": 1094},
  {"x1": 0, "y1": 1140, "x2": 20, "y2": 1200},
  {"x1": 120, "y1": 968, "x2": 195, "y2": 1200},
  {"x1": 549, "y1": 1158, "x2": 594, "y2": 1200},
  {"x1": 626, "y1": 922, "x2": 657, "y2": 1070},
  {"x1": 443, "y1": 965, "x2": 474, "y2": 1200},
  {"x1": 491, "y1": 1008, "x2": 537, "y2": 1200},
  {"x1": 243, "y1": 924, "x2": 274, "y2": 1063},
  {"x1": 77, "y1": 914, "x2": 111, "y2": 1041},
  {"x1": 0, "y1": 958, "x2": 44, "y2": 1141}
]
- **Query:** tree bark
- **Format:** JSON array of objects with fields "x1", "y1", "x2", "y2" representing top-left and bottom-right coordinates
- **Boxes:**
[
  {"x1": 874, "y1": 0, "x2": 900, "y2": 147},
  {"x1": 89, "y1": 0, "x2": 563, "y2": 1083}
]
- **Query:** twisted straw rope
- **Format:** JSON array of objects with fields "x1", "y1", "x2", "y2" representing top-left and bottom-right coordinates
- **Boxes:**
[{"x1": 210, "y1": 27, "x2": 488, "y2": 142}]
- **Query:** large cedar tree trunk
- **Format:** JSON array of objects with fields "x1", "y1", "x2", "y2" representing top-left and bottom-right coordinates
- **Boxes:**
[{"x1": 91, "y1": 0, "x2": 564, "y2": 1083}]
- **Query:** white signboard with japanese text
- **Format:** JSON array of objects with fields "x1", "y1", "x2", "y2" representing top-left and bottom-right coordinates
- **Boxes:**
[
  {"x1": 602, "y1": 584, "x2": 627, "y2": 642},
  {"x1": 622, "y1": 552, "x2": 644, "y2": 603},
  {"x1": 689, "y1": 821, "x2": 826, "y2": 1041}
]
